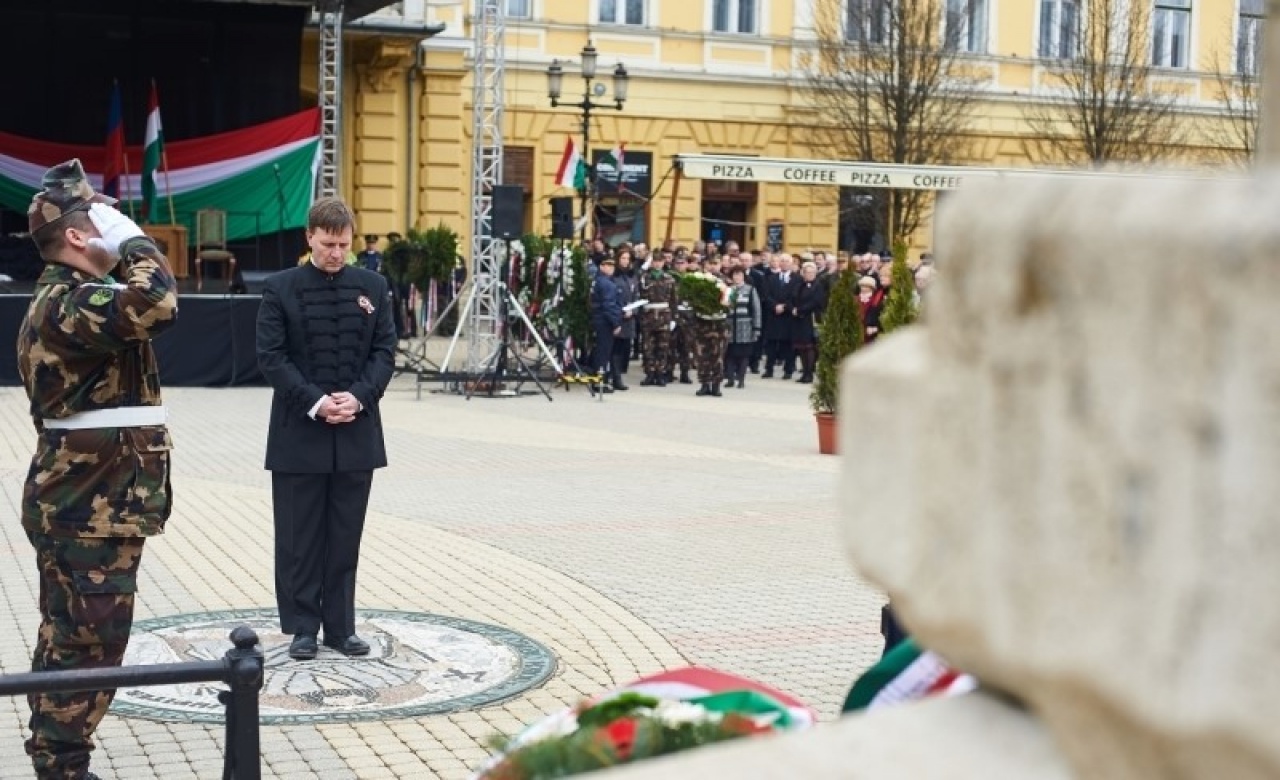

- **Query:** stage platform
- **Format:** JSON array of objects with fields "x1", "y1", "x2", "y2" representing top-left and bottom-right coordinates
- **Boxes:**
[{"x1": 1, "y1": 285, "x2": 265, "y2": 387}]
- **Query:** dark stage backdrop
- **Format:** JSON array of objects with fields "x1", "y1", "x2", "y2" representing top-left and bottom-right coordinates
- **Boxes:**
[
  {"x1": 0, "y1": 0, "x2": 307, "y2": 236},
  {"x1": 1, "y1": 294, "x2": 265, "y2": 388}
]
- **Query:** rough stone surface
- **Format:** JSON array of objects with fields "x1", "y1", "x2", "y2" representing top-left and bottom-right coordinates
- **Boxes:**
[{"x1": 840, "y1": 175, "x2": 1280, "y2": 779}]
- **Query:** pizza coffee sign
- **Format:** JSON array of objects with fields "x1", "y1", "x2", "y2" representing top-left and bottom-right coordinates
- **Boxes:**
[{"x1": 678, "y1": 157, "x2": 972, "y2": 191}]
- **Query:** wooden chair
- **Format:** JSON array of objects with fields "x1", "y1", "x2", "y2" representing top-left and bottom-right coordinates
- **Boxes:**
[{"x1": 194, "y1": 209, "x2": 237, "y2": 292}]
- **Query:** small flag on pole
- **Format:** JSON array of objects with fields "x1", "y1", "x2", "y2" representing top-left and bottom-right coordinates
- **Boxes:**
[
  {"x1": 142, "y1": 81, "x2": 165, "y2": 223},
  {"x1": 604, "y1": 142, "x2": 625, "y2": 181},
  {"x1": 103, "y1": 82, "x2": 125, "y2": 199},
  {"x1": 554, "y1": 136, "x2": 586, "y2": 191}
]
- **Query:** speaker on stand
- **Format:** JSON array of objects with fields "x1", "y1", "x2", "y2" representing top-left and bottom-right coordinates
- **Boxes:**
[
  {"x1": 550, "y1": 197, "x2": 575, "y2": 240},
  {"x1": 492, "y1": 185, "x2": 525, "y2": 240}
]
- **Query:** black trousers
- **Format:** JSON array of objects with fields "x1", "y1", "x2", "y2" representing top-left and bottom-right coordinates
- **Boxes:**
[
  {"x1": 593, "y1": 321, "x2": 616, "y2": 377},
  {"x1": 765, "y1": 339, "x2": 795, "y2": 374},
  {"x1": 272, "y1": 470, "x2": 374, "y2": 638}
]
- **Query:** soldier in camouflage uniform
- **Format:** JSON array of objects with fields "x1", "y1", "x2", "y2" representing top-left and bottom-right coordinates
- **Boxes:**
[
  {"x1": 668, "y1": 255, "x2": 694, "y2": 385},
  {"x1": 16, "y1": 159, "x2": 178, "y2": 780},
  {"x1": 692, "y1": 307, "x2": 730, "y2": 397},
  {"x1": 637, "y1": 250, "x2": 676, "y2": 386}
]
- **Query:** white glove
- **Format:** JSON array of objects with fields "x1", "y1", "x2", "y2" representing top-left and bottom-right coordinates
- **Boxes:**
[{"x1": 87, "y1": 203, "x2": 147, "y2": 259}]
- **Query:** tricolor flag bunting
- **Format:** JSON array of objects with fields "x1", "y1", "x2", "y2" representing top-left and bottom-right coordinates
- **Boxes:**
[
  {"x1": 841, "y1": 639, "x2": 977, "y2": 713},
  {"x1": 604, "y1": 142, "x2": 625, "y2": 181},
  {"x1": 554, "y1": 136, "x2": 586, "y2": 191},
  {"x1": 0, "y1": 108, "x2": 321, "y2": 243}
]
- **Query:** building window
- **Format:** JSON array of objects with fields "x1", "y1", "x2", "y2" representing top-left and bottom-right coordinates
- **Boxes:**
[
  {"x1": 1238, "y1": 0, "x2": 1263, "y2": 76},
  {"x1": 944, "y1": 0, "x2": 988, "y2": 53},
  {"x1": 1151, "y1": 0, "x2": 1191, "y2": 68},
  {"x1": 1038, "y1": 0, "x2": 1079, "y2": 58},
  {"x1": 506, "y1": 0, "x2": 531, "y2": 18},
  {"x1": 846, "y1": 0, "x2": 892, "y2": 45},
  {"x1": 601, "y1": 0, "x2": 645, "y2": 25},
  {"x1": 712, "y1": 0, "x2": 757, "y2": 34}
]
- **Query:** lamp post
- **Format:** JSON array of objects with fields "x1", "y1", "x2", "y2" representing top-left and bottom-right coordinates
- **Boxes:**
[{"x1": 546, "y1": 40, "x2": 629, "y2": 240}]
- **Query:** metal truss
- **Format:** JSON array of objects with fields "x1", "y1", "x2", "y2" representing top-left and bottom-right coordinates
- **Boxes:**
[
  {"x1": 464, "y1": 0, "x2": 506, "y2": 376},
  {"x1": 316, "y1": 1, "x2": 344, "y2": 199}
]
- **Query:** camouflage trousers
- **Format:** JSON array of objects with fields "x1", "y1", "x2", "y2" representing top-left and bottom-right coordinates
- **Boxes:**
[
  {"x1": 692, "y1": 318, "x2": 729, "y2": 384},
  {"x1": 640, "y1": 323, "x2": 672, "y2": 376},
  {"x1": 669, "y1": 322, "x2": 693, "y2": 375},
  {"x1": 26, "y1": 532, "x2": 145, "y2": 780}
]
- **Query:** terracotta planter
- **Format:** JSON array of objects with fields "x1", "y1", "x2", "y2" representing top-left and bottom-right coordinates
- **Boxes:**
[{"x1": 815, "y1": 412, "x2": 838, "y2": 455}]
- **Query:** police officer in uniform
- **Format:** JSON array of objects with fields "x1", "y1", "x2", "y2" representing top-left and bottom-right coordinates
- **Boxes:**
[
  {"x1": 589, "y1": 256, "x2": 623, "y2": 393},
  {"x1": 356, "y1": 234, "x2": 382, "y2": 273},
  {"x1": 257, "y1": 197, "x2": 397, "y2": 661},
  {"x1": 17, "y1": 159, "x2": 178, "y2": 780}
]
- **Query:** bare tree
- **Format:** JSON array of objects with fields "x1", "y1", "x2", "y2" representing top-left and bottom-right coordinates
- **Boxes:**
[
  {"x1": 803, "y1": 0, "x2": 981, "y2": 243},
  {"x1": 1205, "y1": 48, "x2": 1259, "y2": 167},
  {"x1": 1022, "y1": 0, "x2": 1183, "y2": 165}
]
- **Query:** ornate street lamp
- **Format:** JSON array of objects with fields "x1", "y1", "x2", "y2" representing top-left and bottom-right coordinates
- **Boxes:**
[{"x1": 546, "y1": 40, "x2": 629, "y2": 238}]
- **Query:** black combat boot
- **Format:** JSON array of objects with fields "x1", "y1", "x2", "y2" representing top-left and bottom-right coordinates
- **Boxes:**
[
  {"x1": 657, "y1": 375, "x2": 668, "y2": 386},
  {"x1": 696, "y1": 383, "x2": 710, "y2": 396},
  {"x1": 640, "y1": 374, "x2": 654, "y2": 386},
  {"x1": 680, "y1": 369, "x2": 692, "y2": 385},
  {"x1": 711, "y1": 383, "x2": 723, "y2": 397},
  {"x1": 737, "y1": 377, "x2": 746, "y2": 389}
]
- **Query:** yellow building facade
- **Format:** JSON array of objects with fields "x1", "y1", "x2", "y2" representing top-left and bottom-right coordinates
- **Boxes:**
[{"x1": 317, "y1": 0, "x2": 1258, "y2": 251}]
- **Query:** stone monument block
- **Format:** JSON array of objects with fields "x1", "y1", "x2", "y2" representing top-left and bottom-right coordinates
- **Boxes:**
[{"x1": 839, "y1": 174, "x2": 1280, "y2": 779}]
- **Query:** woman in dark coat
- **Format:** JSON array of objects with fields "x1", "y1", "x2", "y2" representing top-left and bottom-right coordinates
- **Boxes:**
[
  {"x1": 724, "y1": 266, "x2": 761, "y2": 388},
  {"x1": 790, "y1": 261, "x2": 827, "y2": 384},
  {"x1": 611, "y1": 250, "x2": 638, "y2": 390}
]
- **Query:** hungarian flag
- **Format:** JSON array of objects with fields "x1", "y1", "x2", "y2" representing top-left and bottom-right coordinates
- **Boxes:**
[
  {"x1": 554, "y1": 136, "x2": 585, "y2": 191},
  {"x1": 141, "y1": 81, "x2": 164, "y2": 223},
  {"x1": 102, "y1": 82, "x2": 125, "y2": 199}
]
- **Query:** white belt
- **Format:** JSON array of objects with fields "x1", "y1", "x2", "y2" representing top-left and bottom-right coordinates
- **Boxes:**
[
  {"x1": 44, "y1": 406, "x2": 168, "y2": 430},
  {"x1": 644, "y1": 302, "x2": 670, "y2": 310}
]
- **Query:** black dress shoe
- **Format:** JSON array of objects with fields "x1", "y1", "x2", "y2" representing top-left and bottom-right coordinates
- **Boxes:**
[
  {"x1": 289, "y1": 633, "x2": 318, "y2": 660},
  {"x1": 323, "y1": 635, "x2": 371, "y2": 657},
  {"x1": 614, "y1": 382, "x2": 629, "y2": 391}
]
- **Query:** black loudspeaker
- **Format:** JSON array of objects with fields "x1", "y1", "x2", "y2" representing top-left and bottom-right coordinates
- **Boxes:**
[
  {"x1": 550, "y1": 196, "x2": 575, "y2": 240},
  {"x1": 492, "y1": 185, "x2": 525, "y2": 240}
]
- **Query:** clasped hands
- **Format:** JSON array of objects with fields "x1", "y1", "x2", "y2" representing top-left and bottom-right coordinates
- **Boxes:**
[{"x1": 318, "y1": 391, "x2": 360, "y2": 424}]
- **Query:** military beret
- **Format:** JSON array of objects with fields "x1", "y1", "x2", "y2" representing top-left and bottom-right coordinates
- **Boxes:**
[{"x1": 28, "y1": 158, "x2": 117, "y2": 236}]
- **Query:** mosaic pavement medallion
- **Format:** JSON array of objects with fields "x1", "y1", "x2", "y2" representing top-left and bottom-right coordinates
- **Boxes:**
[{"x1": 112, "y1": 608, "x2": 557, "y2": 724}]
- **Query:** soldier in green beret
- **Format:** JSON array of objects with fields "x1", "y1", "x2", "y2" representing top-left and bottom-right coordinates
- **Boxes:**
[{"x1": 16, "y1": 159, "x2": 179, "y2": 780}]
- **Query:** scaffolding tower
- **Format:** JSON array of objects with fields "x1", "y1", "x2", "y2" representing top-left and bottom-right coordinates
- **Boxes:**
[
  {"x1": 316, "y1": 1, "x2": 344, "y2": 199},
  {"x1": 464, "y1": 0, "x2": 506, "y2": 376}
]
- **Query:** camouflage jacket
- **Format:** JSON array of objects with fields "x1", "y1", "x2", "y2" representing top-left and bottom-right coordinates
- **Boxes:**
[
  {"x1": 637, "y1": 270, "x2": 676, "y2": 327},
  {"x1": 16, "y1": 238, "x2": 178, "y2": 538}
]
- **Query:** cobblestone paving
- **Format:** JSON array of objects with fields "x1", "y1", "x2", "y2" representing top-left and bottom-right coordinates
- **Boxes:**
[{"x1": 0, "y1": 360, "x2": 885, "y2": 779}]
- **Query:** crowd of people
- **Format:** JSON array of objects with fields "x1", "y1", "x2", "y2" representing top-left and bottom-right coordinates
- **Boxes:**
[{"x1": 586, "y1": 238, "x2": 936, "y2": 395}]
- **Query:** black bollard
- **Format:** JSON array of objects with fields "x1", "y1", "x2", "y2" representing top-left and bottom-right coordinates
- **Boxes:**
[{"x1": 219, "y1": 625, "x2": 264, "y2": 780}]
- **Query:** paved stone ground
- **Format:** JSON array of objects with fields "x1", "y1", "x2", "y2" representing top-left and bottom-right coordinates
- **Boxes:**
[{"x1": 0, "y1": 353, "x2": 886, "y2": 779}]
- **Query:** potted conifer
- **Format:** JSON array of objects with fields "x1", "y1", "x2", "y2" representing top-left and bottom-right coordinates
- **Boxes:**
[
  {"x1": 878, "y1": 239, "x2": 918, "y2": 334},
  {"x1": 810, "y1": 266, "x2": 863, "y2": 454}
]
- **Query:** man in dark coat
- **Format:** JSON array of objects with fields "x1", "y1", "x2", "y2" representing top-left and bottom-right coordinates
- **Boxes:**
[
  {"x1": 589, "y1": 256, "x2": 623, "y2": 393},
  {"x1": 256, "y1": 197, "x2": 397, "y2": 661},
  {"x1": 761, "y1": 254, "x2": 800, "y2": 378}
]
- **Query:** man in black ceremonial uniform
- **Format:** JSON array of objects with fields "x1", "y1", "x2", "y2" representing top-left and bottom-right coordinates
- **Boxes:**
[{"x1": 256, "y1": 197, "x2": 397, "y2": 661}]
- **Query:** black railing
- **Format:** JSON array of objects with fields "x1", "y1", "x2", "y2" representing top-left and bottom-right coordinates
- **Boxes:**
[{"x1": 0, "y1": 626, "x2": 264, "y2": 780}]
